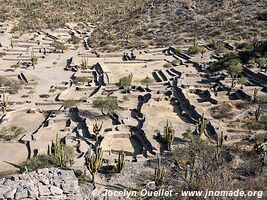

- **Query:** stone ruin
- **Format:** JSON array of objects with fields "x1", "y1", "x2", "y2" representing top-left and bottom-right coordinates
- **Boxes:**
[{"x1": 0, "y1": 168, "x2": 81, "y2": 200}]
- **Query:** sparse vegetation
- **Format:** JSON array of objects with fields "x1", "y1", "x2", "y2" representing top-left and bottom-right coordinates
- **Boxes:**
[
  {"x1": 0, "y1": 76, "x2": 23, "y2": 93},
  {"x1": 63, "y1": 99, "x2": 79, "y2": 109},
  {"x1": 0, "y1": 126, "x2": 25, "y2": 142},
  {"x1": 163, "y1": 63, "x2": 172, "y2": 68},
  {"x1": 51, "y1": 41, "x2": 68, "y2": 53}
]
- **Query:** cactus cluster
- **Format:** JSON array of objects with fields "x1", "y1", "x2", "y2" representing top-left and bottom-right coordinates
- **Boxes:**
[
  {"x1": 93, "y1": 121, "x2": 103, "y2": 141},
  {"x1": 1, "y1": 92, "x2": 8, "y2": 115},
  {"x1": 85, "y1": 146, "x2": 103, "y2": 186},
  {"x1": 47, "y1": 133, "x2": 66, "y2": 169},
  {"x1": 154, "y1": 155, "x2": 166, "y2": 186},
  {"x1": 198, "y1": 113, "x2": 206, "y2": 137},
  {"x1": 163, "y1": 120, "x2": 175, "y2": 151},
  {"x1": 117, "y1": 150, "x2": 125, "y2": 173}
]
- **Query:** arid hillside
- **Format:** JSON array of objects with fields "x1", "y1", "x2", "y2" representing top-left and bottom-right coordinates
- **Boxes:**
[{"x1": 0, "y1": 0, "x2": 266, "y2": 51}]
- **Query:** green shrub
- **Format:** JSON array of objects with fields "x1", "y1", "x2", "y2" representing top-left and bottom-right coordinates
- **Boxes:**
[
  {"x1": 0, "y1": 170, "x2": 17, "y2": 179},
  {"x1": 76, "y1": 76, "x2": 88, "y2": 83},
  {"x1": 63, "y1": 99, "x2": 79, "y2": 109},
  {"x1": 188, "y1": 45, "x2": 206, "y2": 55},
  {"x1": 140, "y1": 76, "x2": 154, "y2": 88},
  {"x1": 117, "y1": 74, "x2": 133, "y2": 89},
  {"x1": 163, "y1": 63, "x2": 172, "y2": 68},
  {"x1": 0, "y1": 52, "x2": 7, "y2": 57},
  {"x1": 171, "y1": 59, "x2": 181, "y2": 66}
]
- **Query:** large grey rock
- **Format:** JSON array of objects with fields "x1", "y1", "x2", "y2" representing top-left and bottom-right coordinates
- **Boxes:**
[
  {"x1": 28, "y1": 186, "x2": 39, "y2": 198},
  {"x1": 39, "y1": 185, "x2": 51, "y2": 196},
  {"x1": 50, "y1": 186, "x2": 63, "y2": 195},
  {"x1": 61, "y1": 181, "x2": 79, "y2": 194},
  {"x1": 38, "y1": 168, "x2": 49, "y2": 174},
  {"x1": 15, "y1": 187, "x2": 29, "y2": 199},
  {"x1": 4, "y1": 188, "x2": 17, "y2": 199}
]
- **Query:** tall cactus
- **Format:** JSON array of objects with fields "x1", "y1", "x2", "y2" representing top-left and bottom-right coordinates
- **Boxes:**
[
  {"x1": 154, "y1": 155, "x2": 166, "y2": 186},
  {"x1": 48, "y1": 133, "x2": 67, "y2": 169},
  {"x1": 1, "y1": 92, "x2": 8, "y2": 115},
  {"x1": 198, "y1": 113, "x2": 206, "y2": 137},
  {"x1": 58, "y1": 144, "x2": 66, "y2": 169},
  {"x1": 93, "y1": 121, "x2": 103, "y2": 141},
  {"x1": 253, "y1": 88, "x2": 259, "y2": 103},
  {"x1": 215, "y1": 131, "x2": 224, "y2": 161},
  {"x1": 117, "y1": 150, "x2": 125, "y2": 173},
  {"x1": 85, "y1": 146, "x2": 103, "y2": 188},
  {"x1": 163, "y1": 120, "x2": 175, "y2": 151},
  {"x1": 255, "y1": 105, "x2": 262, "y2": 121}
]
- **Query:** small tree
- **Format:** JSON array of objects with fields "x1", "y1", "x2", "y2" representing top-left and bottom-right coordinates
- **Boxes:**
[
  {"x1": 227, "y1": 60, "x2": 242, "y2": 90},
  {"x1": 140, "y1": 76, "x2": 154, "y2": 88},
  {"x1": 117, "y1": 74, "x2": 133, "y2": 91},
  {"x1": 237, "y1": 76, "x2": 248, "y2": 89},
  {"x1": 93, "y1": 96, "x2": 119, "y2": 115},
  {"x1": 85, "y1": 146, "x2": 103, "y2": 188},
  {"x1": 256, "y1": 57, "x2": 267, "y2": 68}
]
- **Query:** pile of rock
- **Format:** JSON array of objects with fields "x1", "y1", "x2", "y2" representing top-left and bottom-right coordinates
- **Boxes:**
[{"x1": 0, "y1": 168, "x2": 81, "y2": 200}]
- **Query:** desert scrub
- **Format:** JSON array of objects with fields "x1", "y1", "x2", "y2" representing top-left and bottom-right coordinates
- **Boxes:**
[
  {"x1": 171, "y1": 59, "x2": 181, "y2": 66},
  {"x1": 0, "y1": 76, "x2": 23, "y2": 93},
  {"x1": 0, "y1": 170, "x2": 18, "y2": 179},
  {"x1": 63, "y1": 99, "x2": 79, "y2": 109},
  {"x1": 163, "y1": 63, "x2": 172, "y2": 68},
  {"x1": 0, "y1": 126, "x2": 26, "y2": 142},
  {"x1": 242, "y1": 119, "x2": 267, "y2": 131},
  {"x1": 0, "y1": 52, "x2": 7, "y2": 57},
  {"x1": 210, "y1": 104, "x2": 234, "y2": 119},
  {"x1": 21, "y1": 145, "x2": 75, "y2": 172}
]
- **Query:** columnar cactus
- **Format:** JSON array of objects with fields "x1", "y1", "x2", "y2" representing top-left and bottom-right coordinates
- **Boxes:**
[
  {"x1": 93, "y1": 121, "x2": 103, "y2": 141},
  {"x1": 198, "y1": 113, "x2": 206, "y2": 137},
  {"x1": 163, "y1": 120, "x2": 175, "y2": 151},
  {"x1": 154, "y1": 155, "x2": 166, "y2": 186},
  {"x1": 85, "y1": 146, "x2": 103, "y2": 188},
  {"x1": 1, "y1": 92, "x2": 8, "y2": 115},
  {"x1": 31, "y1": 50, "x2": 38, "y2": 69},
  {"x1": 255, "y1": 105, "x2": 262, "y2": 121},
  {"x1": 48, "y1": 133, "x2": 67, "y2": 169},
  {"x1": 216, "y1": 131, "x2": 224, "y2": 161},
  {"x1": 117, "y1": 150, "x2": 125, "y2": 173},
  {"x1": 58, "y1": 144, "x2": 66, "y2": 169},
  {"x1": 253, "y1": 88, "x2": 259, "y2": 102}
]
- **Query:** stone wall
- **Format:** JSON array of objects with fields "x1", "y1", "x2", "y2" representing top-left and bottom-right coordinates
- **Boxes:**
[{"x1": 0, "y1": 168, "x2": 81, "y2": 200}]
